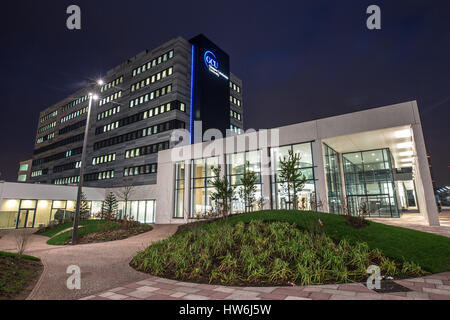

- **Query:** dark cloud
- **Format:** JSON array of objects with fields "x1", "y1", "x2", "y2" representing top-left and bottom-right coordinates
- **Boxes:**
[{"x1": 0, "y1": 0, "x2": 449, "y2": 185}]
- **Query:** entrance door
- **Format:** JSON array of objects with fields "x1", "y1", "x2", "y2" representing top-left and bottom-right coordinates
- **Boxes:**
[{"x1": 17, "y1": 210, "x2": 36, "y2": 228}]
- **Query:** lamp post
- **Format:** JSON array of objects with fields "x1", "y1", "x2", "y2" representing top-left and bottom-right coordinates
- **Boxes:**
[{"x1": 71, "y1": 80, "x2": 102, "y2": 245}]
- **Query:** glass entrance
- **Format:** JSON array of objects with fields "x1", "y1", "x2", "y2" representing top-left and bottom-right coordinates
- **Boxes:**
[{"x1": 17, "y1": 209, "x2": 36, "y2": 228}]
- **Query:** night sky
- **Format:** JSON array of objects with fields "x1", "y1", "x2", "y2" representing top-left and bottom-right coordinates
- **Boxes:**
[{"x1": 0, "y1": 0, "x2": 449, "y2": 186}]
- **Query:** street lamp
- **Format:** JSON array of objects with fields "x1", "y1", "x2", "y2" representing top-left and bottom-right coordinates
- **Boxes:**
[{"x1": 71, "y1": 82, "x2": 101, "y2": 245}]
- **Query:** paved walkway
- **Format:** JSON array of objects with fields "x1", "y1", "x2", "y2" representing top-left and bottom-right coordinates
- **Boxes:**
[
  {"x1": 81, "y1": 272, "x2": 450, "y2": 300},
  {"x1": 0, "y1": 225, "x2": 178, "y2": 300},
  {"x1": 369, "y1": 212, "x2": 450, "y2": 238}
]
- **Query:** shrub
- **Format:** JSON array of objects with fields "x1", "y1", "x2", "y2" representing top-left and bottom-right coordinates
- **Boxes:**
[{"x1": 131, "y1": 220, "x2": 425, "y2": 286}]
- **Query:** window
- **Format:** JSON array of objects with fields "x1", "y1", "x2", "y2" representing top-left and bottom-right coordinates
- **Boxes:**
[
  {"x1": 52, "y1": 176, "x2": 80, "y2": 185},
  {"x1": 191, "y1": 157, "x2": 219, "y2": 218},
  {"x1": 93, "y1": 120, "x2": 185, "y2": 151},
  {"x1": 96, "y1": 101, "x2": 185, "y2": 135},
  {"x1": 38, "y1": 122, "x2": 56, "y2": 134},
  {"x1": 92, "y1": 153, "x2": 116, "y2": 165},
  {"x1": 271, "y1": 142, "x2": 316, "y2": 210},
  {"x1": 323, "y1": 143, "x2": 343, "y2": 214},
  {"x1": 61, "y1": 95, "x2": 89, "y2": 112},
  {"x1": 342, "y1": 148, "x2": 399, "y2": 218},
  {"x1": 227, "y1": 151, "x2": 262, "y2": 213},
  {"x1": 230, "y1": 95, "x2": 241, "y2": 107},
  {"x1": 229, "y1": 81, "x2": 241, "y2": 93},
  {"x1": 132, "y1": 50, "x2": 174, "y2": 77},
  {"x1": 174, "y1": 162, "x2": 185, "y2": 218},
  {"x1": 130, "y1": 67, "x2": 173, "y2": 93},
  {"x1": 123, "y1": 164, "x2": 157, "y2": 177},
  {"x1": 125, "y1": 141, "x2": 169, "y2": 159},
  {"x1": 19, "y1": 164, "x2": 29, "y2": 171},
  {"x1": 84, "y1": 170, "x2": 115, "y2": 182},
  {"x1": 97, "y1": 105, "x2": 120, "y2": 121},
  {"x1": 99, "y1": 91, "x2": 122, "y2": 107},
  {"x1": 129, "y1": 84, "x2": 172, "y2": 108},
  {"x1": 61, "y1": 107, "x2": 88, "y2": 124},
  {"x1": 18, "y1": 175, "x2": 27, "y2": 182},
  {"x1": 33, "y1": 134, "x2": 84, "y2": 155},
  {"x1": 100, "y1": 76, "x2": 124, "y2": 93},
  {"x1": 40, "y1": 110, "x2": 58, "y2": 123}
]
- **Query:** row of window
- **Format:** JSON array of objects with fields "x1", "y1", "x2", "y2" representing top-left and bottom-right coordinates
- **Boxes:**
[
  {"x1": 33, "y1": 133, "x2": 84, "y2": 155},
  {"x1": 99, "y1": 91, "x2": 122, "y2": 107},
  {"x1": 230, "y1": 95, "x2": 242, "y2": 107},
  {"x1": 85, "y1": 170, "x2": 115, "y2": 182},
  {"x1": 38, "y1": 121, "x2": 56, "y2": 134},
  {"x1": 131, "y1": 66, "x2": 173, "y2": 93},
  {"x1": 230, "y1": 124, "x2": 243, "y2": 134},
  {"x1": 93, "y1": 120, "x2": 185, "y2": 151},
  {"x1": 231, "y1": 110, "x2": 242, "y2": 121},
  {"x1": 97, "y1": 105, "x2": 120, "y2": 121},
  {"x1": 32, "y1": 147, "x2": 82, "y2": 166},
  {"x1": 31, "y1": 169, "x2": 48, "y2": 177},
  {"x1": 92, "y1": 153, "x2": 116, "y2": 166},
  {"x1": 53, "y1": 176, "x2": 80, "y2": 185},
  {"x1": 36, "y1": 132, "x2": 55, "y2": 144},
  {"x1": 132, "y1": 50, "x2": 174, "y2": 77},
  {"x1": 40, "y1": 110, "x2": 58, "y2": 123},
  {"x1": 53, "y1": 161, "x2": 82, "y2": 173},
  {"x1": 96, "y1": 101, "x2": 186, "y2": 135},
  {"x1": 123, "y1": 164, "x2": 157, "y2": 177},
  {"x1": 100, "y1": 76, "x2": 124, "y2": 93},
  {"x1": 59, "y1": 120, "x2": 86, "y2": 135},
  {"x1": 129, "y1": 84, "x2": 173, "y2": 108},
  {"x1": 125, "y1": 141, "x2": 170, "y2": 159},
  {"x1": 230, "y1": 81, "x2": 241, "y2": 93},
  {"x1": 61, "y1": 107, "x2": 88, "y2": 124},
  {"x1": 62, "y1": 95, "x2": 89, "y2": 112}
]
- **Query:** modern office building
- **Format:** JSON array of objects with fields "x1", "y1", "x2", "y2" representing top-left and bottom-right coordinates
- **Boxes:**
[
  {"x1": 0, "y1": 101, "x2": 440, "y2": 229},
  {"x1": 29, "y1": 34, "x2": 244, "y2": 188},
  {"x1": 17, "y1": 159, "x2": 32, "y2": 183}
]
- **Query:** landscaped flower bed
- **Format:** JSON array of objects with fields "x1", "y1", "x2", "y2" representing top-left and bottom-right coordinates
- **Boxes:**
[
  {"x1": 38, "y1": 220, "x2": 153, "y2": 245},
  {"x1": 131, "y1": 214, "x2": 429, "y2": 286}
]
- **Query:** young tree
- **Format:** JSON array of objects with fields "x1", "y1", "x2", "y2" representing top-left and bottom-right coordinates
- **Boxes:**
[
  {"x1": 115, "y1": 180, "x2": 135, "y2": 220},
  {"x1": 79, "y1": 192, "x2": 91, "y2": 220},
  {"x1": 102, "y1": 192, "x2": 118, "y2": 221},
  {"x1": 208, "y1": 165, "x2": 236, "y2": 219},
  {"x1": 278, "y1": 149, "x2": 307, "y2": 210},
  {"x1": 239, "y1": 161, "x2": 258, "y2": 213}
]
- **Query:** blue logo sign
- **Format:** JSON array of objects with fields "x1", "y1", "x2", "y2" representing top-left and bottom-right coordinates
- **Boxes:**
[{"x1": 204, "y1": 50, "x2": 219, "y2": 69}]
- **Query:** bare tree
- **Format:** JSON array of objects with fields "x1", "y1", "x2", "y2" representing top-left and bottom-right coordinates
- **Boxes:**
[
  {"x1": 15, "y1": 229, "x2": 32, "y2": 255},
  {"x1": 115, "y1": 179, "x2": 135, "y2": 220}
]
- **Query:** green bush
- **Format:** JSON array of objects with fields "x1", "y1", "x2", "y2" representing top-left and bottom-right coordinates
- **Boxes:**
[{"x1": 132, "y1": 220, "x2": 426, "y2": 286}]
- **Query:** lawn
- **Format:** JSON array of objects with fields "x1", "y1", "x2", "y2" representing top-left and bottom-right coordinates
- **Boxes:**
[
  {"x1": 40, "y1": 220, "x2": 153, "y2": 245},
  {"x1": 131, "y1": 210, "x2": 450, "y2": 286},
  {"x1": 0, "y1": 251, "x2": 43, "y2": 300},
  {"x1": 219, "y1": 210, "x2": 450, "y2": 274}
]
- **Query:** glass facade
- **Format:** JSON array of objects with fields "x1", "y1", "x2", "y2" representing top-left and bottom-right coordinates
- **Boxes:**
[
  {"x1": 323, "y1": 144, "x2": 343, "y2": 214},
  {"x1": 270, "y1": 142, "x2": 316, "y2": 210},
  {"x1": 174, "y1": 162, "x2": 185, "y2": 218},
  {"x1": 226, "y1": 150, "x2": 262, "y2": 213},
  {"x1": 342, "y1": 148, "x2": 399, "y2": 217},
  {"x1": 0, "y1": 198, "x2": 155, "y2": 229},
  {"x1": 191, "y1": 156, "x2": 219, "y2": 218}
]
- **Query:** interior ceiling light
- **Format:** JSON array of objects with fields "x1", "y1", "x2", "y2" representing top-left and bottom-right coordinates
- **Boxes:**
[
  {"x1": 399, "y1": 151, "x2": 414, "y2": 157},
  {"x1": 395, "y1": 129, "x2": 411, "y2": 138},
  {"x1": 397, "y1": 142, "x2": 413, "y2": 149}
]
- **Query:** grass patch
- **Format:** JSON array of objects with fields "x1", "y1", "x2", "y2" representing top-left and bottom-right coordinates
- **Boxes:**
[
  {"x1": 43, "y1": 220, "x2": 153, "y2": 245},
  {"x1": 0, "y1": 251, "x2": 43, "y2": 300},
  {"x1": 216, "y1": 210, "x2": 450, "y2": 274},
  {"x1": 132, "y1": 210, "x2": 450, "y2": 286}
]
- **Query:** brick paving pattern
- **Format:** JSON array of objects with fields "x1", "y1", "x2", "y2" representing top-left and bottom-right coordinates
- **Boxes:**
[{"x1": 82, "y1": 272, "x2": 450, "y2": 300}]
